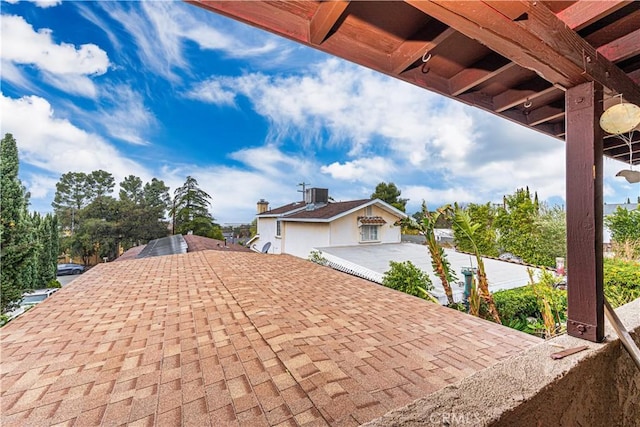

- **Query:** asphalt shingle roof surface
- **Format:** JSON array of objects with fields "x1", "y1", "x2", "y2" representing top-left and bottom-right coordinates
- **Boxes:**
[
  {"x1": 283, "y1": 200, "x2": 371, "y2": 220},
  {"x1": 0, "y1": 251, "x2": 540, "y2": 426}
]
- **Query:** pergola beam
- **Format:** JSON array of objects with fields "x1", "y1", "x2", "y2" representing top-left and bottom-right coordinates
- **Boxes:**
[
  {"x1": 405, "y1": 0, "x2": 640, "y2": 107},
  {"x1": 390, "y1": 25, "x2": 455, "y2": 74},
  {"x1": 513, "y1": 1, "x2": 640, "y2": 105},
  {"x1": 494, "y1": 85, "x2": 559, "y2": 113},
  {"x1": 449, "y1": 56, "x2": 515, "y2": 96},
  {"x1": 309, "y1": 1, "x2": 350, "y2": 45},
  {"x1": 596, "y1": 28, "x2": 640, "y2": 63},
  {"x1": 525, "y1": 105, "x2": 564, "y2": 127},
  {"x1": 555, "y1": 0, "x2": 631, "y2": 31}
]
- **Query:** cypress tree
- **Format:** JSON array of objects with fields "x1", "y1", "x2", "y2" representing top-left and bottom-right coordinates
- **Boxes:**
[{"x1": 0, "y1": 134, "x2": 34, "y2": 312}]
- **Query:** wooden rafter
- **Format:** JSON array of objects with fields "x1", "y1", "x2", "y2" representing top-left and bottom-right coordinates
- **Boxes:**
[
  {"x1": 390, "y1": 26, "x2": 455, "y2": 74},
  {"x1": 511, "y1": 1, "x2": 640, "y2": 105},
  {"x1": 309, "y1": 1, "x2": 350, "y2": 45},
  {"x1": 494, "y1": 85, "x2": 559, "y2": 113},
  {"x1": 596, "y1": 28, "x2": 640, "y2": 63},
  {"x1": 405, "y1": 0, "x2": 640, "y2": 106},
  {"x1": 500, "y1": 109, "x2": 562, "y2": 137},
  {"x1": 449, "y1": 55, "x2": 515, "y2": 96},
  {"x1": 525, "y1": 105, "x2": 564, "y2": 127},
  {"x1": 555, "y1": 0, "x2": 632, "y2": 31}
]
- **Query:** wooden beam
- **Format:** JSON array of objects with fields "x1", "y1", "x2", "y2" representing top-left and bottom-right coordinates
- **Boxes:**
[
  {"x1": 630, "y1": 69, "x2": 640, "y2": 85},
  {"x1": 565, "y1": 81, "x2": 604, "y2": 343},
  {"x1": 449, "y1": 56, "x2": 515, "y2": 96},
  {"x1": 309, "y1": 1, "x2": 350, "y2": 45},
  {"x1": 399, "y1": 66, "x2": 452, "y2": 98},
  {"x1": 604, "y1": 141, "x2": 640, "y2": 157},
  {"x1": 525, "y1": 105, "x2": 564, "y2": 126},
  {"x1": 607, "y1": 151, "x2": 640, "y2": 165},
  {"x1": 493, "y1": 85, "x2": 560, "y2": 113},
  {"x1": 501, "y1": 110, "x2": 561, "y2": 137},
  {"x1": 405, "y1": 1, "x2": 585, "y2": 88},
  {"x1": 405, "y1": 0, "x2": 640, "y2": 107},
  {"x1": 390, "y1": 26, "x2": 456, "y2": 74},
  {"x1": 555, "y1": 0, "x2": 631, "y2": 31},
  {"x1": 512, "y1": 1, "x2": 640, "y2": 106},
  {"x1": 596, "y1": 28, "x2": 640, "y2": 63}
]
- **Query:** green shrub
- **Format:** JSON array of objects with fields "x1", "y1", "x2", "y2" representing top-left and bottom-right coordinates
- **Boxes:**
[
  {"x1": 47, "y1": 279, "x2": 62, "y2": 289},
  {"x1": 604, "y1": 258, "x2": 640, "y2": 308},
  {"x1": 492, "y1": 286, "x2": 539, "y2": 323},
  {"x1": 493, "y1": 272, "x2": 567, "y2": 333},
  {"x1": 383, "y1": 261, "x2": 434, "y2": 301},
  {"x1": 307, "y1": 250, "x2": 328, "y2": 266}
]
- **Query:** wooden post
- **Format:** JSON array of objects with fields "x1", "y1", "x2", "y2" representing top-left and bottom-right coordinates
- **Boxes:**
[{"x1": 565, "y1": 81, "x2": 604, "y2": 342}]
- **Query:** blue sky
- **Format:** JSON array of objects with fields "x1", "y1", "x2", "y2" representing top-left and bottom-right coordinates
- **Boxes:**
[{"x1": 1, "y1": 0, "x2": 637, "y2": 224}]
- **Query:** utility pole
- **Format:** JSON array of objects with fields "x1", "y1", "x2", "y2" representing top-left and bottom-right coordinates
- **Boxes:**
[{"x1": 297, "y1": 182, "x2": 310, "y2": 201}]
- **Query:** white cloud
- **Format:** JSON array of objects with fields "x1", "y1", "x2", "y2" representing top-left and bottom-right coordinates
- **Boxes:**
[
  {"x1": 96, "y1": 85, "x2": 157, "y2": 145},
  {"x1": 186, "y1": 77, "x2": 237, "y2": 106},
  {"x1": 404, "y1": 185, "x2": 480, "y2": 209},
  {"x1": 75, "y1": 2, "x2": 122, "y2": 53},
  {"x1": 4, "y1": 0, "x2": 60, "y2": 8},
  {"x1": 0, "y1": 14, "x2": 109, "y2": 97},
  {"x1": 23, "y1": 174, "x2": 58, "y2": 200},
  {"x1": 321, "y1": 157, "x2": 395, "y2": 183},
  {"x1": 158, "y1": 145, "x2": 319, "y2": 223},
  {"x1": 97, "y1": 1, "x2": 284, "y2": 82},
  {"x1": 228, "y1": 144, "x2": 314, "y2": 178},
  {"x1": 192, "y1": 59, "x2": 476, "y2": 166},
  {"x1": 0, "y1": 59, "x2": 39, "y2": 94},
  {"x1": 0, "y1": 93, "x2": 151, "y2": 185}
]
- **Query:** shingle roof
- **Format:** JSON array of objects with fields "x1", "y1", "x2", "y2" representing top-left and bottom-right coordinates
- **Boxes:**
[
  {"x1": 0, "y1": 251, "x2": 539, "y2": 426},
  {"x1": 283, "y1": 199, "x2": 372, "y2": 220},
  {"x1": 257, "y1": 202, "x2": 307, "y2": 216}
]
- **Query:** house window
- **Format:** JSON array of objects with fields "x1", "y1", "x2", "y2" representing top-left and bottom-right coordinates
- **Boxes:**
[
  {"x1": 276, "y1": 220, "x2": 281, "y2": 237},
  {"x1": 365, "y1": 206, "x2": 373, "y2": 216},
  {"x1": 360, "y1": 225, "x2": 379, "y2": 242}
]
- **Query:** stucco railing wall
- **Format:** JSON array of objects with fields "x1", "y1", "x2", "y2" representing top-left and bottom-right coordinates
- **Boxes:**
[{"x1": 364, "y1": 299, "x2": 640, "y2": 427}]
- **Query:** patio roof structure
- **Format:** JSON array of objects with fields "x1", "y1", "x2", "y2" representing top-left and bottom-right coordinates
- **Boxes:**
[{"x1": 190, "y1": 0, "x2": 640, "y2": 342}]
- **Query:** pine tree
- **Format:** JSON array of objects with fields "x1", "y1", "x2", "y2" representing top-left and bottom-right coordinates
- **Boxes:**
[
  {"x1": 52, "y1": 172, "x2": 91, "y2": 233},
  {"x1": 371, "y1": 182, "x2": 408, "y2": 212},
  {"x1": 171, "y1": 176, "x2": 222, "y2": 238}
]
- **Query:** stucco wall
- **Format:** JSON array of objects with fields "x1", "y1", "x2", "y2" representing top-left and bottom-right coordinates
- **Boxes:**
[
  {"x1": 329, "y1": 205, "x2": 402, "y2": 246},
  {"x1": 364, "y1": 299, "x2": 640, "y2": 427},
  {"x1": 282, "y1": 222, "x2": 330, "y2": 258},
  {"x1": 256, "y1": 217, "x2": 282, "y2": 254}
]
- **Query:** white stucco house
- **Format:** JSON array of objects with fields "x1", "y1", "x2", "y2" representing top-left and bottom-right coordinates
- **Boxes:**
[{"x1": 249, "y1": 188, "x2": 407, "y2": 258}]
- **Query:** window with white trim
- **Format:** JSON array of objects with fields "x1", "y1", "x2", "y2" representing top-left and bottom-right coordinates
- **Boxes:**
[
  {"x1": 275, "y1": 220, "x2": 281, "y2": 237},
  {"x1": 364, "y1": 206, "x2": 373, "y2": 216},
  {"x1": 360, "y1": 225, "x2": 379, "y2": 242}
]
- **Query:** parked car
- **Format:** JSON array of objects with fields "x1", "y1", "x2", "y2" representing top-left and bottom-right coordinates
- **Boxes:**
[
  {"x1": 21, "y1": 288, "x2": 59, "y2": 305},
  {"x1": 56, "y1": 263, "x2": 85, "y2": 275},
  {"x1": 3, "y1": 288, "x2": 60, "y2": 324}
]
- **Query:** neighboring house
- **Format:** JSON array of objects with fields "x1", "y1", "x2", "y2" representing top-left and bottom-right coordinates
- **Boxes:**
[
  {"x1": 603, "y1": 202, "x2": 639, "y2": 245},
  {"x1": 251, "y1": 188, "x2": 407, "y2": 258}
]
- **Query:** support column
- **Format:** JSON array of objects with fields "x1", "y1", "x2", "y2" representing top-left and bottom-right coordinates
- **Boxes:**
[{"x1": 565, "y1": 81, "x2": 604, "y2": 342}]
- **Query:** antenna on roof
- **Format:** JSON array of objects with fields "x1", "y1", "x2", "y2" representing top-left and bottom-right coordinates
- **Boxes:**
[{"x1": 297, "y1": 181, "x2": 310, "y2": 201}]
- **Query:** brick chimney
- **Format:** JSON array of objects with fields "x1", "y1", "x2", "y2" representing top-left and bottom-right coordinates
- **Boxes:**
[{"x1": 257, "y1": 199, "x2": 269, "y2": 214}]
